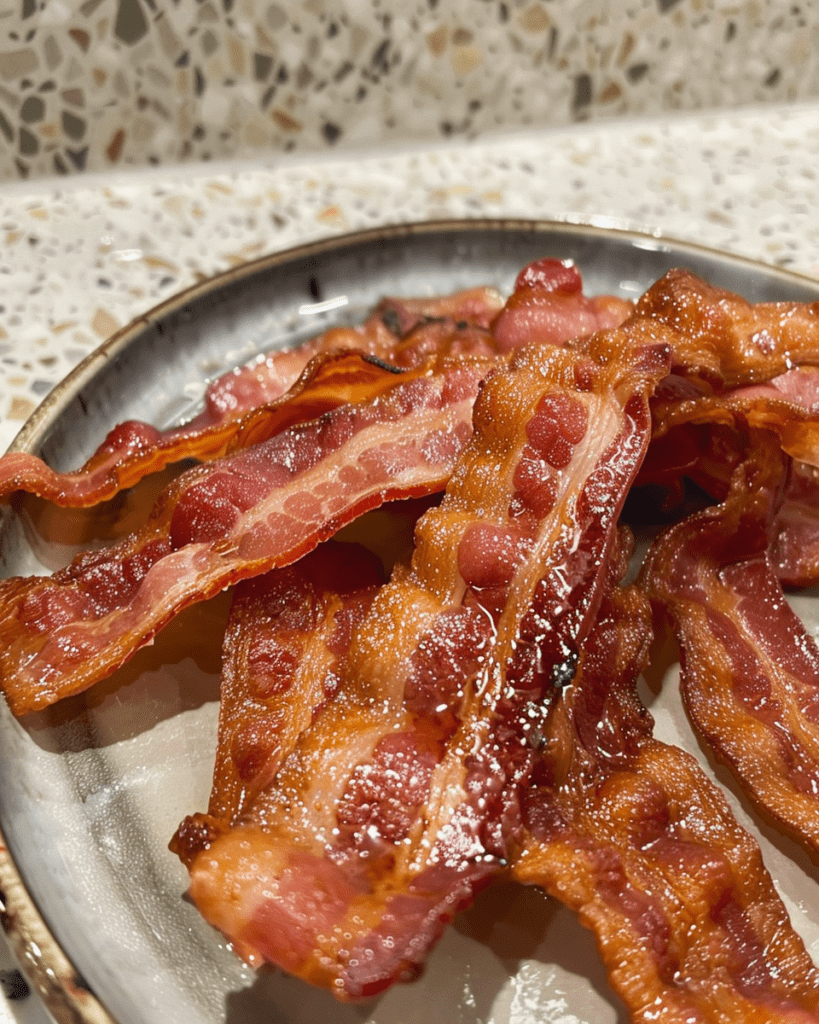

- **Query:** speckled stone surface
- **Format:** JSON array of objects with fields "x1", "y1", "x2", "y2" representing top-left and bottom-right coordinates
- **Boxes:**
[{"x1": 0, "y1": 0, "x2": 817, "y2": 180}]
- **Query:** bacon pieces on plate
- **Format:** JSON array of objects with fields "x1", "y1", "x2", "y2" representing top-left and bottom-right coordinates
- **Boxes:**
[{"x1": 2, "y1": 257, "x2": 819, "y2": 1021}]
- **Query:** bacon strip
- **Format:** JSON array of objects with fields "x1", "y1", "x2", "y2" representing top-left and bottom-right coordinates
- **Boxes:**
[
  {"x1": 636, "y1": 267, "x2": 819, "y2": 389},
  {"x1": 184, "y1": 329, "x2": 670, "y2": 998},
  {"x1": 170, "y1": 540, "x2": 385, "y2": 868},
  {"x1": 0, "y1": 355, "x2": 488, "y2": 716},
  {"x1": 514, "y1": 576, "x2": 819, "y2": 1023},
  {"x1": 0, "y1": 350, "x2": 415, "y2": 508},
  {"x1": 641, "y1": 435, "x2": 819, "y2": 855}
]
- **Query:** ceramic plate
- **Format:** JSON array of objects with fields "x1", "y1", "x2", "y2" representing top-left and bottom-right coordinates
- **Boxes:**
[{"x1": 2, "y1": 219, "x2": 819, "y2": 1024}]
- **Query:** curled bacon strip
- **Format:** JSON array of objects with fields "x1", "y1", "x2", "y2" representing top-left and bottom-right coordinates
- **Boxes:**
[
  {"x1": 184, "y1": 327, "x2": 670, "y2": 998},
  {"x1": 515, "y1": 575, "x2": 819, "y2": 1023},
  {"x1": 642, "y1": 435, "x2": 819, "y2": 855},
  {"x1": 0, "y1": 350, "x2": 414, "y2": 508},
  {"x1": 0, "y1": 354, "x2": 487, "y2": 715},
  {"x1": 636, "y1": 267, "x2": 819, "y2": 389},
  {"x1": 171, "y1": 540, "x2": 385, "y2": 868}
]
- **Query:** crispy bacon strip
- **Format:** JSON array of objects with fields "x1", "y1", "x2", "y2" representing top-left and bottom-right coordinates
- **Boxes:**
[
  {"x1": 515, "y1": 576, "x2": 819, "y2": 1023},
  {"x1": 170, "y1": 540, "x2": 385, "y2": 868},
  {"x1": 0, "y1": 350, "x2": 413, "y2": 508},
  {"x1": 0, "y1": 355, "x2": 488, "y2": 716},
  {"x1": 636, "y1": 267, "x2": 819, "y2": 389},
  {"x1": 642, "y1": 435, "x2": 819, "y2": 855},
  {"x1": 184, "y1": 329, "x2": 670, "y2": 999}
]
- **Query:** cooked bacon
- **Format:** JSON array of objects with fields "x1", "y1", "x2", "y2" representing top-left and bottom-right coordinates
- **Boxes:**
[
  {"x1": 772, "y1": 462, "x2": 819, "y2": 587},
  {"x1": 184, "y1": 329, "x2": 670, "y2": 998},
  {"x1": 0, "y1": 350, "x2": 414, "y2": 508},
  {"x1": 170, "y1": 540, "x2": 385, "y2": 868},
  {"x1": 0, "y1": 355, "x2": 488, "y2": 716},
  {"x1": 636, "y1": 267, "x2": 819, "y2": 389},
  {"x1": 492, "y1": 257, "x2": 633, "y2": 352},
  {"x1": 515, "y1": 578, "x2": 819, "y2": 1023},
  {"x1": 641, "y1": 435, "x2": 819, "y2": 855}
]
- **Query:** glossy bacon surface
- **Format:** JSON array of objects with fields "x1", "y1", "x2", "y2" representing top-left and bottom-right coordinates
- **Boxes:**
[
  {"x1": 636, "y1": 267, "x2": 819, "y2": 389},
  {"x1": 0, "y1": 354, "x2": 488, "y2": 715},
  {"x1": 171, "y1": 540, "x2": 385, "y2": 868},
  {"x1": 185, "y1": 327, "x2": 671, "y2": 998},
  {"x1": 515, "y1": 577, "x2": 819, "y2": 1023},
  {"x1": 0, "y1": 349, "x2": 420, "y2": 507},
  {"x1": 642, "y1": 436, "x2": 819, "y2": 855}
]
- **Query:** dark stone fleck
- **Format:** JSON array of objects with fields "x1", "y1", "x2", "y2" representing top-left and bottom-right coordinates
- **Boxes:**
[
  {"x1": 356, "y1": 85, "x2": 366, "y2": 101},
  {"x1": 20, "y1": 94, "x2": 44, "y2": 122},
  {"x1": 19, "y1": 126, "x2": 38, "y2": 155},
  {"x1": 372, "y1": 38, "x2": 390, "y2": 72},
  {"x1": 53, "y1": 152, "x2": 69, "y2": 174},
  {"x1": 277, "y1": 63, "x2": 288, "y2": 83},
  {"x1": 725, "y1": 20, "x2": 736, "y2": 41},
  {"x1": 498, "y1": 1, "x2": 508, "y2": 20},
  {"x1": 657, "y1": 0, "x2": 681, "y2": 9},
  {"x1": 39, "y1": 79, "x2": 56, "y2": 91},
  {"x1": 62, "y1": 110, "x2": 86, "y2": 140},
  {"x1": 308, "y1": 276, "x2": 320, "y2": 299},
  {"x1": 114, "y1": 0, "x2": 149, "y2": 45},
  {"x1": 627, "y1": 62, "x2": 649, "y2": 83},
  {"x1": 321, "y1": 121, "x2": 341, "y2": 144},
  {"x1": 254, "y1": 52, "x2": 273, "y2": 80},
  {"x1": 15, "y1": 158, "x2": 29, "y2": 178},
  {"x1": 194, "y1": 66, "x2": 205, "y2": 94},
  {"x1": 0, "y1": 110, "x2": 12, "y2": 143},
  {"x1": 765, "y1": 67, "x2": 781, "y2": 87},
  {"x1": 175, "y1": 50, "x2": 190, "y2": 66},
  {"x1": 22, "y1": 0, "x2": 36, "y2": 18},
  {"x1": 0, "y1": 970, "x2": 29, "y2": 1001},
  {"x1": 66, "y1": 145, "x2": 88, "y2": 170},
  {"x1": 334, "y1": 60, "x2": 353, "y2": 81},
  {"x1": 192, "y1": 123, "x2": 205, "y2": 139},
  {"x1": 327, "y1": 20, "x2": 338, "y2": 37},
  {"x1": 440, "y1": 120, "x2": 453, "y2": 136},
  {"x1": 97, "y1": 277, "x2": 112, "y2": 287},
  {"x1": 548, "y1": 25, "x2": 558, "y2": 59},
  {"x1": 572, "y1": 72, "x2": 592, "y2": 108},
  {"x1": 260, "y1": 83, "x2": 276, "y2": 107}
]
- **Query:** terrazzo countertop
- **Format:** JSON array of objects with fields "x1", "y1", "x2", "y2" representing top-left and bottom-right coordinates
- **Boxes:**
[{"x1": 0, "y1": 100, "x2": 818, "y2": 1022}]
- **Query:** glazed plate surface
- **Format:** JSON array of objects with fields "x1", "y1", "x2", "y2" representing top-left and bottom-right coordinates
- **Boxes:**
[{"x1": 2, "y1": 219, "x2": 819, "y2": 1024}]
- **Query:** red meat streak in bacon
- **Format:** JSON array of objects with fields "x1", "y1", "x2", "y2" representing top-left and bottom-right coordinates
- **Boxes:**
[
  {"x1": 171, "y1": 540, "x2": 385, "y2": 868},
  {"x1": 185, "y1": 328, "x2": 670, "y2": 999},
  {"x1": 642, "y1": 436, "x2": 819, "y2": 855},
  {"x1": 515, "y1": 574, "x2": 819, "y2": 1023},
  {"x1": 0, "y1": 355, "x2": 488, "y2": 716}
]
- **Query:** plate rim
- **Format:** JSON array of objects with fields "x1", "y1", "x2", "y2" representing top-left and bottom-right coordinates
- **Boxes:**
[{"x1": 2, "y1": 215, "x2": 819, "y2": 1024}]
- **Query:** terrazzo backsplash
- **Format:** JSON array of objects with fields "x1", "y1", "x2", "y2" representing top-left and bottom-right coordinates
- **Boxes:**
[{"x1": 0, "y1": 0, "x2": 817, "y2": 181}]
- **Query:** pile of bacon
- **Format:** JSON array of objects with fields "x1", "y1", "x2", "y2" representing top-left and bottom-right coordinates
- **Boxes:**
[{"x1": 2, "y1": 257, "x2": 819, "y2": 1022}]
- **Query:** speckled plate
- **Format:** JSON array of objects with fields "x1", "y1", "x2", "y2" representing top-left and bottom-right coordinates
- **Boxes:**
[{"x1": 2, "y1": 219, "x2": 819, "y2": 1024}]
